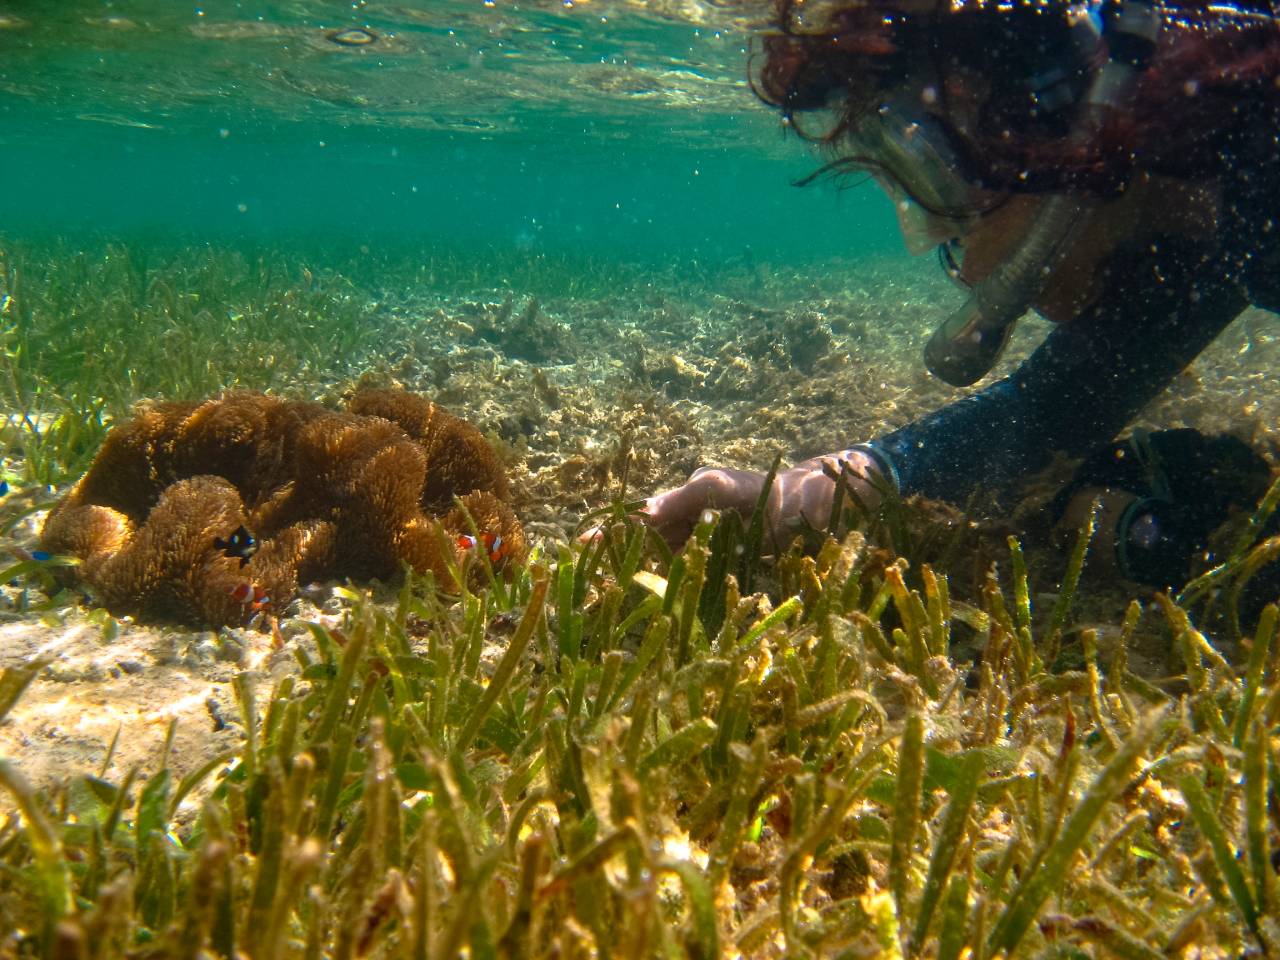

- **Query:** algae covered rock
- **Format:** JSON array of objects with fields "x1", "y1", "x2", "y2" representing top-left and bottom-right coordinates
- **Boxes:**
[{"x1": 41, "y1": 389, "x2": 525, "y2": 626}]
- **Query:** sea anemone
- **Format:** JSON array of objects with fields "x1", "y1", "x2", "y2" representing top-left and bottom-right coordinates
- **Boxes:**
[{"x1": 41, "y1": 389, "x2": 524, "y2": 626}]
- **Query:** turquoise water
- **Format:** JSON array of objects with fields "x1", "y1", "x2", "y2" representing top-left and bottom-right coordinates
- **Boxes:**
[{"x1": 0, "y1": 1, "x2": 904, "y2": 265}]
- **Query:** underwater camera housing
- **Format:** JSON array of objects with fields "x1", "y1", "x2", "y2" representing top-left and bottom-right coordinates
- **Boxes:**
[
  {"x1": 1110, "y1": 495, "x2": 1203, "y2": 587},
  {"x1": 1050, "y1": 429, "x2": 1272, "y2": 589}
]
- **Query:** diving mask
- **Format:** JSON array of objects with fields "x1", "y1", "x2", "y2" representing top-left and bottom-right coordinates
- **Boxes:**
[
  {"x1": 847, "y1": 96, "x2": 989, "y2": 254},
  {"x1": 922, "y1": 0, "x2": 1161, "y2": 386}
]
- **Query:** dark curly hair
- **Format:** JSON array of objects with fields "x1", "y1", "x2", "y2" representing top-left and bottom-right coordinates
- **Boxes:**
[{"x1": 753, "y1": 0, "x2": 1280, "y2": 203}]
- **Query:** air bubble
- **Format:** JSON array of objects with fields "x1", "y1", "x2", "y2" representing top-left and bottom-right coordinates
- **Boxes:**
[{"x1": 326, "y1": 27, "x2": 377, "y2": 46}]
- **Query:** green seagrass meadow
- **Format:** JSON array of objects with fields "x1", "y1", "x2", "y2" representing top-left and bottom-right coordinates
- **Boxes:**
[{"x1": 0, "y1": 239, "x2": 1278, "y2": 958}]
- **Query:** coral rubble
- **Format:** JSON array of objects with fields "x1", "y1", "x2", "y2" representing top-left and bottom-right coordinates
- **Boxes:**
[{"x1": 41, "y1": 390, "x2": 524, "y2": 626}]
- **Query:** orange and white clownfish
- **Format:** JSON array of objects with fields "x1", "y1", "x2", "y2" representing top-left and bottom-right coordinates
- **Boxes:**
[
  {"x1": 455, "y1": 531, "x2": 508, "y2": 565},
  {"x1": 228, "y1": 580, "x2": 271, "y2": 613}
]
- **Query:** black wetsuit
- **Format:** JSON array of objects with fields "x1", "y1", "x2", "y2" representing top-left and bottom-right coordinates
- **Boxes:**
[{"x1": 870, "y1": 124, "x2": 1280, "y2": 502}]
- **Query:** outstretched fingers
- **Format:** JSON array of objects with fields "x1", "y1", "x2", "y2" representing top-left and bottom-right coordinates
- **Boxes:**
[
  {"x1": 581, "y1": 449, "x2": 885, "y2": 549},
  {"x1": 641, "y1": 467, "x2": 769, "y2": 546}
]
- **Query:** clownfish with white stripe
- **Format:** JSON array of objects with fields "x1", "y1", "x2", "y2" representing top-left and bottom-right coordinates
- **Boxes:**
[
  {"x1": 228, "y1": 579, "x2": 271, "y2": 614},
  {"x1": 455, "y1": 531, "x2": 508, "y2": 566}
]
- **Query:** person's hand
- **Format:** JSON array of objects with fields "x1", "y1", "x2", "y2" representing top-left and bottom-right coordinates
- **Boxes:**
[{"x1": 639, "y1": 448, "x2": 889, "y2": 548}]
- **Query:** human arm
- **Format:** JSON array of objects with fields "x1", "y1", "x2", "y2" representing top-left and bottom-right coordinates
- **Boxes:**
[
  {"x1": 643, "y1": 231, "x2": 1250, "y2": 544},
  {"x1": 640, "y1": 448, "x2": 891, "y2": 548}
]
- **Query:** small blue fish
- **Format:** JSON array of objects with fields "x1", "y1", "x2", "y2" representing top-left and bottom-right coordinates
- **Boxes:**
[
  {"x1": 31, "y1": 550, "x2": 50, "y2": 562},
  {"x1": 213, "y1": 524, "x2": 258, "y2": 568},
  {"x1": 0, "y1": 480, "x2": 8, "y2": 497}
]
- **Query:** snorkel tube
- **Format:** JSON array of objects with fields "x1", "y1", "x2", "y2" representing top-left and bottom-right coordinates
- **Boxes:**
[{"x1": 923, "y1": 0, "x2": 1162, "y2": 387}]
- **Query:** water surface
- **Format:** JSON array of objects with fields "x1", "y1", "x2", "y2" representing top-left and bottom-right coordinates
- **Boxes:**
[{"x1": 0, "y1": 1, "x2": 905, "y2": 265}]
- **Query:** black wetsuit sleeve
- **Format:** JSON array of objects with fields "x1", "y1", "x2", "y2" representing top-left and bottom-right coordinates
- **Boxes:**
[{"x1": 870, "y1": 236, "x2": 1250, "y2": 503}]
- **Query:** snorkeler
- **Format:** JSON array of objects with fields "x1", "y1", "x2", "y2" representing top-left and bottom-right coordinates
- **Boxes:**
[{"x1": 642, "y1": 0, "x2": 1280, "y2": 579}]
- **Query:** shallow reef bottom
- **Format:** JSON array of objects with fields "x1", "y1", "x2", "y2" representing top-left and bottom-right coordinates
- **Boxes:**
[{"x1": 1, "y1": 503, "x2": 1278, "y2": 957}]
